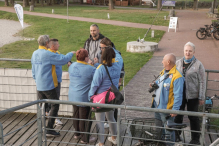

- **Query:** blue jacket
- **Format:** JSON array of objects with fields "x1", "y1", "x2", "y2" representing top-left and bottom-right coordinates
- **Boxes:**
[
  {"x1": 152, "y1": 65, "x2": 184, "y2": 110},
  {"x1": 89, "y1": 51, "x2": 123, "y2": 100},
  {"x1": 31, "y1": 46, "x2": 73, "y2": 91},
  {"x1": 68, "y1": 61, "x2": 96, "y2": 104}
]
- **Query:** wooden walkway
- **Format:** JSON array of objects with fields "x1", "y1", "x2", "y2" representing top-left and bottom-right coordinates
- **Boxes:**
[{"x1": 0, "y1": 112, "x2": 217, "y2": 146}]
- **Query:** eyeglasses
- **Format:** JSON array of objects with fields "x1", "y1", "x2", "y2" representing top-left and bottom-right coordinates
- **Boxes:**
[{"x1": 99, "y1": 46, "x2": 107, "y2": 49}]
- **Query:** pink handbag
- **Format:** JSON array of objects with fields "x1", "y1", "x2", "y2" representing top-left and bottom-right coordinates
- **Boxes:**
[{"x1": 90, "y1": 88, "x2": 115, "y2": 112}]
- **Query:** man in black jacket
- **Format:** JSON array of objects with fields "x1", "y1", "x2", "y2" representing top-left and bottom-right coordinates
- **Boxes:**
[{"x1": 84, "y1": 24, "x2": 105, "y2": 64}]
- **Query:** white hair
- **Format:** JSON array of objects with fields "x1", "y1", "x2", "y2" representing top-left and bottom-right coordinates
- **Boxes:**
[
  {"x1": 37, "y1": 35, "x2": 49, "y2": 46},
  {"x1": 184, "y1": 42, "x2": 195, "y2": 51}
]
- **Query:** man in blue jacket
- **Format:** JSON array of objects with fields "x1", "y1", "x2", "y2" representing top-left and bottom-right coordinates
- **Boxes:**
[
  {"x1": 31, "y1": 35, "x2": 75, "y2": 137},
  {"x1": 151, "y1": 53, "x2": 184, "y2": 146}
]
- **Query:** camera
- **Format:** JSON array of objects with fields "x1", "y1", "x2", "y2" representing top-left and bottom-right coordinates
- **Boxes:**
[{"x1": 148, "y1": 82, "x2": 159, "y2": 93}]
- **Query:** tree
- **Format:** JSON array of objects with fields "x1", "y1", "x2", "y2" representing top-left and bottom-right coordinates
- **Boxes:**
[
  {"x1": 108, "y1": 0, "x2": 114, "y2": 10},
  {"x1": 157, "y1": 0, "x2": 162, "y2": 10},
  {"x1": 31, "y1": 0, "x2": 35, "y2": 6},
  {"x1": 193, "y1": 0, "x2": 197, "y2": 10},
  {"x1": 5, "y1": 0, "x2": 9, "y2": 6},
  {"x1": 10, "y1": 0, "x2": 14, "y2": 6},
  {"x1": 23, "y1": 0, "x2": 27, "y2": 7},
  {"x1": 41, "y1": 0, "x2": 44, "y2": 6}
]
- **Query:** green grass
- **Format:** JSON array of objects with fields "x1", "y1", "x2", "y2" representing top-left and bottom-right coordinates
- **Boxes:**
[
  {"x1": 0, "y1": 11, "x2": 165, "y2": 85},
  {"x1": 0, "y1": 1, "x2": 169, "y2": 26}
]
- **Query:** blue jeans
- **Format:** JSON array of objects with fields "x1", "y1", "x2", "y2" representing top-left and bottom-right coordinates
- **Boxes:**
[{"x1": 155, "y1": 112, "x2": 175, "y2": 146}]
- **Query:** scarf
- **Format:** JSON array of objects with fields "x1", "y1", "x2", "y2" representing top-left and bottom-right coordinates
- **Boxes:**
[{"x1": 183, "y1": 56, "x2": 195, "y2": 63}]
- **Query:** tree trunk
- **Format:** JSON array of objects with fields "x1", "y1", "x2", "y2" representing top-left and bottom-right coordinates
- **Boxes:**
[
  {"x1": 80, "y1": 0, "x2": 83, "y2": 4},
  {"x1": 10, "y1": 0, "x2": 14, "y2": 6},
  {"x1": 23, "y1": 0, "x2": 27, "y2": 7},
  {"x1": 5, "y1": 0, "x2": 9, "y2": 6},
  {"x1": 108, "y1": 0, "x2": 114, "y2": 9},
  {"x1": 63, "y1": 0, "x2": 67, "y2": 6},
  {"x1": 193, "y1": 0, "x2": 197, "y2": 10},
  {"x1": 47, "y1": 0, "x2": 50, "y2": 5},
  {"x1": 139, "y1": 0, "x2": 142, "y2": 6},
  {"x1": 41, "y1": 0, "x2": 44, "y2": 6},
  {"x1": 31, "y1": 0, "x2": 35, "y2": 6},
  {"x1": 26, "y1": 0, "x2": 30, "y2": 6},
  {"x1": 157, "y1": 0, "x2": 162, "y2": 10},
  {"x1": 37, "y1": 0, "x2": 39, "y2": 3}
]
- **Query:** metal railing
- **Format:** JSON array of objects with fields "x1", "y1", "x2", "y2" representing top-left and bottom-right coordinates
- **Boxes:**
[{"x1": 1, "y1": 99, "x2": 219, "y2": 146}]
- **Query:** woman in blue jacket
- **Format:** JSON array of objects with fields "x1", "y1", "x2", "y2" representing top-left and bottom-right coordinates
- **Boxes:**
[
  {"x1": 68, "y1": 49, "x2": 96, "y2": 144},
  {"x1": 89, "y1": 40, "x2": 123, "y2": 146}
]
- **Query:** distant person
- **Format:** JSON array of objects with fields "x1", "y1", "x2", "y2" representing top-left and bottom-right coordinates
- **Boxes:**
[
  {"x1": 174, "y1": 42, "x2": 206, "y2": 145},
  {"x1": 31, "y1": 35, "x2": 75, "y2": 137}
]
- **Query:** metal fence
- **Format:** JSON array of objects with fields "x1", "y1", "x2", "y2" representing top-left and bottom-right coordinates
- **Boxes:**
[{"x1": 1, "y1": 99, "x2": 219, "y2": 146}]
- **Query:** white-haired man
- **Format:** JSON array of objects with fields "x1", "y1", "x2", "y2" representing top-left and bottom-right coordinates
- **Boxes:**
[{"x1": 31, "y1": 35, "x2": 75, "y2": 137}]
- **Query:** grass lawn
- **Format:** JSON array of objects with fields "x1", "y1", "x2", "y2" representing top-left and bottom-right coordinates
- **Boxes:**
[
  {"x1": 0, "y1": 1, "x2": 169, "y2": 26},
  {"x1": 0, "y1": 11, "x2": 165, "y2": 86}
]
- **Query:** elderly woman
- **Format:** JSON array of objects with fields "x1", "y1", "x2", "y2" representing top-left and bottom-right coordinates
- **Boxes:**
[
  {"x1": 68, "y1": 49, "x2": 96, "y2": 144},
  {"x1": 174, "y1": 42, "x2": 206, "y2": 145},
  {"x1": 89, "y1": 39, "x2": 123, "y2": 146}
]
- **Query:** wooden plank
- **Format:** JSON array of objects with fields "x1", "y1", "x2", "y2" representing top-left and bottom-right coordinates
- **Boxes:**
[
  {"x1": 209, "y1": 129, "x2": 218, "y2": 143},
  {"x1": 2, "y1": 112, "x2": 22, "y2": 129},
  {"x1": 3, "y1": 113, "x2": 29, "y2": 143},
  {"x1": 58, "y1": 125, "x2": 74, "y2": 146},
  {"x1": 5, "y1": 113, "x2": 36, "y2": 145},
  {"x1": 50, "y1": 119, "x2": 73, "y2": 146},
  {"x1": 0, "y1": 112, "x2": 15, "y2": 124},
  {"x1": 14, "y1": 121, "x2": 37, "y2": 146},
  {"x1": 44, "y1": 118, "x2": 68, "y2": 146}
]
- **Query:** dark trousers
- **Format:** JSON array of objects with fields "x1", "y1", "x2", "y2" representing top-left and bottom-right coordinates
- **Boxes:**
[
  {"x1": 73, "y1": 105, "x2": 90, "y2": 142},
  {"x1": 37, "y1": 88, "x2": 59, "y2": 129},
  {"x1": 174, "y1": 97, "x2": 200, "y2": 140},
  {"x1": 45, "y1": 83, "x2": 61, "y2": 113}
]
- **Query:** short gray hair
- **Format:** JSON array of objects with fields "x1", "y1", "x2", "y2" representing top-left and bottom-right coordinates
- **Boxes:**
[
  {"x1": 37, "y1": 35, "x2": 49, "y2": 46},
  {"x1": 90, "y1": 24, "x2": 99, "y2": 29},
  {"x1": 184, "y1": 42, "x2": 195, "y2": 51}
]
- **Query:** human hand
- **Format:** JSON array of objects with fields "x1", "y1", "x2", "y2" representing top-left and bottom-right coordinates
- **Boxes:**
[
  {"x1": 170, "y1": 114, "x2": 177, "y2": 117},
  {"x1": 71, "y1": 51, "x2": 76, "y2": 54},
  {"x1": 88, "y1": 59, "x2": 94, "y2": 65},
  {"x1": 199, "y1": 100, "x2": 204, "y2": 105},
  {"x1": 67, "y1": 61, "x2": 72, "y2": 67},
  {"x1": 93, "y1": 58, "x2": 99, "y2": 64}
]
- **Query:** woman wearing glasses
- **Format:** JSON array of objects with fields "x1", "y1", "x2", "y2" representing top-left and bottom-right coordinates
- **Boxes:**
[{"x1": 89, "y1": 37, "x2": 123, "y2": 146}]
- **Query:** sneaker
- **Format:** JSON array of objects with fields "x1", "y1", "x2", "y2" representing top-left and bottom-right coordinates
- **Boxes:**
[
  {"x1": 73, "y1": 135, "x2": 81, "y2": 140},
  {"x1": 55, "y1": 119, "x2": 63, "y2": 126},
  {"x1": 189, "y1": 139, "x2": 200, "y2": 145},
  {"x1": 96, "y1": 143, "x2": 104, "y2": 146},
  {"x1": 104, "y1": 123, "x2": 109, "y2": 128},
  {"x1": 108, "y1": 137, "x2": 117, "y2": 145},
  {"x1": 46, "y1": 130, "x2": 60, "y2": 137}
]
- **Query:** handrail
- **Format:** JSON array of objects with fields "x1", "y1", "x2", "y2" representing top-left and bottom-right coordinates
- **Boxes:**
[{"x1": 1, "y1": 99, "x2": 219, "y2": 119}]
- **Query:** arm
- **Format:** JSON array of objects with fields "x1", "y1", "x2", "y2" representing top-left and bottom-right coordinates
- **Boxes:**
[
  {"x1": 49, "y1": 52, "x2": 73, "y2": 66},
  {"x1": 198, "y1": 63, "x2": 206, "y2": 101},
  {"x1": 172, "y1": 77, "x2": 184, "y2": 111},
  {"x1": 88, "y1": 66, "x2": 104, "y2": 100}
]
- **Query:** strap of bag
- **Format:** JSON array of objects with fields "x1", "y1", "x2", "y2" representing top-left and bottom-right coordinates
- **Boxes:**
[
  {"x1": 103, "y1": 64, "x2": 114, "y2": 85},
  {"x1": 105, "y1": 90, "x2": 110, "y2": 103}
]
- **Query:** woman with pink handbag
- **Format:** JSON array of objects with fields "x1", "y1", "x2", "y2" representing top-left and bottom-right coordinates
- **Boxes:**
[{"x1": 89, "y1": 38, "x2": 123, "y2": 146}]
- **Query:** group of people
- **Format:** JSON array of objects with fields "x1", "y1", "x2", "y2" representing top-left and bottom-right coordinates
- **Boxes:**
[
  {"x1": 31, "y1": 23, "x2": 206, "y2": 146},
  {"x1": 151, "y1": 42, "x2": 205, "y2": 146},
  {"x1": 31, "y1": 24, "x2": 124, "y2": 146}
]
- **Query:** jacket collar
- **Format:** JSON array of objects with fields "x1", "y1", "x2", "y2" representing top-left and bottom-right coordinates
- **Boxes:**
[
  {"x1": 102, "y1": 58, "x2": 117, "y2": 64},
  {"x1": 77, "y1": 60, "x2": 89, "y2": 65},
  {"x1": 89, "y1": 33, "x2": 105, "y2": 41},
  {"x1": 38, "y1": 46, "x2": 48, "y2": 50},
  {"x1": 160, "y1": 65, "x2": 177, "y2": 75}
]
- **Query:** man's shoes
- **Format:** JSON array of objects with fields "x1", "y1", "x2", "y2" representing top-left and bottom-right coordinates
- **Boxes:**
[
  {"x1": 104, "y1": 123, "x2": 109, "y2": 128},
  {"x1": 108, "y1": 137, "x2": 117, "y2": 144},
  {"x1": 189, "y1": 139, "x2": 200, "y2": 145},
  {"x1": 80, "y1": 136, "x2": 96, "y2": 143},
  {"x1": 46, "y1": 130, "x2": 60, "y2": 137},
  {"x1": 55, "y1": 119, "x2": 63, "y2": 126}
]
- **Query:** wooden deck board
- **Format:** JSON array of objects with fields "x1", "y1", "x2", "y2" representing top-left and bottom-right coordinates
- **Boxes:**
[
  {"x1": 6, "y1": 114, "x2": 36, "y2": 146},
  {"x1": 0, "y1": 112, "x2": 214, "y2": 146},
  {"x1": 4, "y1": 113, "x2": 34, "y2": 143}
]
